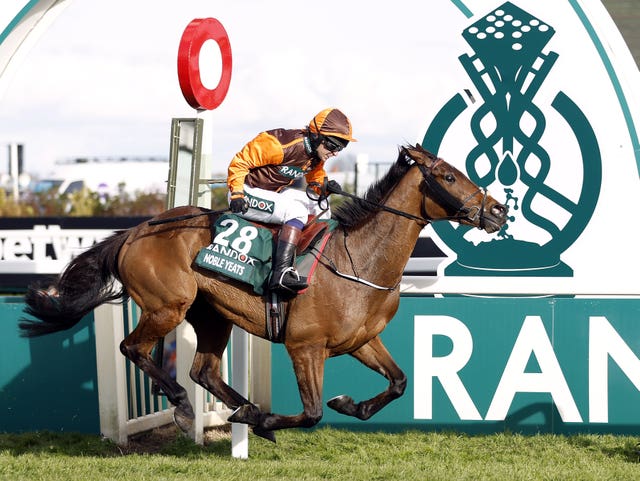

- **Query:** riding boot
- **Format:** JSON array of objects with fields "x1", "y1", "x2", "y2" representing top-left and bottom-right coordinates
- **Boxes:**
[{"x1": 269, "y1": 224, "x2": 308, "y2": 293}]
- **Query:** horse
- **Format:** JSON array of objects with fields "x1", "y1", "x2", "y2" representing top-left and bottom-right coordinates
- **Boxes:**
[{"x1": 19, "y1": 144, "x2": 507, "y2": 442}]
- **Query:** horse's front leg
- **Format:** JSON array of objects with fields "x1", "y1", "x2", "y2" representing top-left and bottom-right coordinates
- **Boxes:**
[
  {"x1": 229, "y1": 345, "x2": 327, "y2": 433},
  {"x1": 327, "y1": 335, "x2": 407, "y2": 420}
]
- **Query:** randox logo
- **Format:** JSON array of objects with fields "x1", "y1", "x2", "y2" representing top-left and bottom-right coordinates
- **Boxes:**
[
  {"x1": 279, "y1": 165, "x2": 306, "y2": 179},
  {"x1": 423, "y1": 1, "x2": 602, "y2": 277},
  {"x1": 246, "y1": 193, "x2": 275, "y2": 213}
]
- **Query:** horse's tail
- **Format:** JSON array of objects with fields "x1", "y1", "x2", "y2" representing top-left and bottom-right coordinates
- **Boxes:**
[{"x1": 18, "y1": 229, "x2": 130, "y2": 338}]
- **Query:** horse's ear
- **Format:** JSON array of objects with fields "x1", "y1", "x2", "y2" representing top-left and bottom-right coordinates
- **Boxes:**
[
  {"x1": 402, "y1": 144, "x2": 432, "y2": 166},
  {"x1": 411, "y1": 144, "x2": 440, "y2": 167},
  {"x1": 400, "y1": 145, "x2": 416, "y2": 165}
]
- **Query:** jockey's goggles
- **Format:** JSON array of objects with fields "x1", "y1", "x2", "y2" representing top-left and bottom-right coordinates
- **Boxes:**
[{"x1": 322, "y1": 136, "x2": 347, "y2": 153}]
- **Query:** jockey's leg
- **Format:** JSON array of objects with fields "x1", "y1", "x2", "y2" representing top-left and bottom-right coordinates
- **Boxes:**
[
  {"x1": 232, "y1": 185, "x2": 312, "y2": 293},
  {"x1": 269, "y1": 219, "x2": 308, "y2": 293}
]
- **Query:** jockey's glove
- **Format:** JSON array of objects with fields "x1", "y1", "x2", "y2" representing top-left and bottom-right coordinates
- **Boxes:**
[
  {"x1": 326, "y1": 179, "x2": 342, "y2": 194},
  {"x1": 229, "y1": 192, "x2": 249, "y2": 214}
]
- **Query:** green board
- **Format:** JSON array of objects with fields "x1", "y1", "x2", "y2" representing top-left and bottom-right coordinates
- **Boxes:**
[
  {"x1": 0, "y1": 297, "x2": 99, "y2": 433},
  {"x1": 273, "y1": 297, "x2": 640, "y2": 434}
]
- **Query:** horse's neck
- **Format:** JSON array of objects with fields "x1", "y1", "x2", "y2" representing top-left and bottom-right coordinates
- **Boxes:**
[{"x1": 340, "y1": 170, "x2": 424, "y2": 285}]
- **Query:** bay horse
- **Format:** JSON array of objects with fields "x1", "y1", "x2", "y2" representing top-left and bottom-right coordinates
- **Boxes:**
[{"x1": 19, "y1": 144, "x2": 507, "y2": 442}]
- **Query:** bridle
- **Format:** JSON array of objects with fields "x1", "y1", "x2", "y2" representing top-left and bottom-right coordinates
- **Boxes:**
[
  {"x1": 317, "y1": 156, "x2": 489, "y2": 229},
  {"x1": 417, "y1": 160, "x2": 488, "y2": 230},
  {"x1": 313, "y1": 155, "x2": 490, "y2": 291}
]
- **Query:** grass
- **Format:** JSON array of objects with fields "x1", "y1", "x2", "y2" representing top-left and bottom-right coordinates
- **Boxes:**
[{"x1": 1, "y1": 425, "x2": 640, "y2": 481}]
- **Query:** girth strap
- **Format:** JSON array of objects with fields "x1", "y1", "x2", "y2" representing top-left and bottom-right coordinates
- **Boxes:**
[{"x1": 265, "y1": 292, "x2": 287, "y2": 343}]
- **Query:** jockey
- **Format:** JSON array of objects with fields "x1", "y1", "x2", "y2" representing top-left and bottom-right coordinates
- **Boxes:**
[{"x1": 227, "y1": 107, "x2": 356, "y2": 294}]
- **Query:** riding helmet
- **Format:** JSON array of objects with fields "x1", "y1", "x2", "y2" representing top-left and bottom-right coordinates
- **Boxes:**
[{"x1": 308, "y1": 108, "x2": 357, "y2": 143}]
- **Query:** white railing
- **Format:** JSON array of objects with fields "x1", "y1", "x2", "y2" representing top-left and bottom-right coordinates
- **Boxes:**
[
  {"x1": 94, "y1": 301, "x2": 233, "y2": 445},
  {"x1": 94, "y1": 299, "x2": 271, "y2": 447}
]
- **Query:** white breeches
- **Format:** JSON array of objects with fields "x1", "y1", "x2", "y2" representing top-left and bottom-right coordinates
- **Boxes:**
[{"x1": 229, "y1": 185, "x2": 330, "y2": 224}]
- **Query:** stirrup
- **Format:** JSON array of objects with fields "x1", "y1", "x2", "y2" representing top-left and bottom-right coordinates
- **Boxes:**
[{"x1": 273, "y1": 267, "x2": 308, "y2": 292}]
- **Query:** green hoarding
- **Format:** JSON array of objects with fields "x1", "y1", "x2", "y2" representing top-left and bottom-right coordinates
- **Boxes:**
[
  {"x1": 272, "y1": 297, "x2": 640, "y2": 434},
  {"x1": 0, "y1": 297, "x2": 99, "y2": 433}
]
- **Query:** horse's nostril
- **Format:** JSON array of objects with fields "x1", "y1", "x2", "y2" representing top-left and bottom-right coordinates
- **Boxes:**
[{"x1": 493, "y1": 204, "x2": 508, "y2": 217}]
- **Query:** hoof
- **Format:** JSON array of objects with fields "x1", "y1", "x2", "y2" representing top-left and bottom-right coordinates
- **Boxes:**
[
  {"x1": 228, "y1": 404, "x2": 262, "y2": 426},
  {"x1": 173, "y1": 404, "x2": 195, "y2": 433},
  {"x1": 253, "y1": 426, "x2": 276, "y2": 443},
  {"x1": 151, "y1": 381, "x2": 165, "y2": 397},
  {"x1": 327, "y1": 394, "x2": 357, "y2": 416}
]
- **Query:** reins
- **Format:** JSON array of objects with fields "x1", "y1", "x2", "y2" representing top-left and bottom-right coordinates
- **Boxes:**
[
  {"x1": 319, "y1": 158, "x2": 489, "y2": 291},
  {"x1": 328, "y1": 161, "x2": 488, "y2": 228},
  {"x1": 148, "y1": 157, "x2": 487, "y2": 230},
  {"x1": 325, "y1": 185, "x2": 430, "y2": 226},
  {"x1": 315, "y1": 227, "x2": 400, "y2": 291},
  {"x1": 319, "y1": 249, "x2": 400, "y2": 291}
]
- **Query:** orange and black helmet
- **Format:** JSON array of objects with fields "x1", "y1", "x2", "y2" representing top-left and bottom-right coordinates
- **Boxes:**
[{"x1": 308, "y1": 108, "x2": 357, "y2": 143}]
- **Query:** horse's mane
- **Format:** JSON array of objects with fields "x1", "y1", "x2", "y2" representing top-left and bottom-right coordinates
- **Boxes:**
[{"x1": 332, "y1": 147, "x2": 413, "y2": 228}]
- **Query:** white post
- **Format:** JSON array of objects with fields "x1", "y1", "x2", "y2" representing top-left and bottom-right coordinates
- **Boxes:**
[
  {"x1": 175, "y1": 322, "x2": 204, "y2": 444},
  {"x1": 250, "y1": 337, "x2": 271, "y2": 412},
  {"x1": 197, "y1": 107, "x2": 253, "y2": 457},
  {"x1": 170, "y1": 111, "x2": 212, "y2": 445},
  {"x1": 196, "y1": 108, "x2": 213, "y2": 207},
  {"x1": 231, "y1": 326, "x2": 249, "y2": 459},
  {"x1": 94, "y1": 302, "x2": 128, "y2": 445}
]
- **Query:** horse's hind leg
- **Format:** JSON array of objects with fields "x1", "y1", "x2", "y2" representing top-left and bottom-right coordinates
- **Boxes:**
[
  {"x1": 186, "y1": 300, "x2": 276, "y2": 442},
  {"x1": 120, "y1": 308, "x2": 195, "y2": 432},
  {"x1": 327, "y1": 335, "x2": 407, "y2": 420},
  {"x1": 186, "y1": 300, "x2": 247, "y2": 408}
]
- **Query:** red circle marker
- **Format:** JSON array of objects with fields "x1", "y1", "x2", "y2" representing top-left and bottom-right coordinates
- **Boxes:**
[{"x1": 177, "y1": 18, "x2": 232, "y2": 110}]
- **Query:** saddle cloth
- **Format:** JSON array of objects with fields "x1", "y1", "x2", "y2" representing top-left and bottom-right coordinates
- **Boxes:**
[{"x1": 194, "y1": 213, "x2": 338, "y2": 295}]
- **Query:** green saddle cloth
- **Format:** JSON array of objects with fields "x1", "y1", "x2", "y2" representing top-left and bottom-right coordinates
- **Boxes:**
[{"x1": 195, "y1": 213, "x2": 337, "y2": 295}]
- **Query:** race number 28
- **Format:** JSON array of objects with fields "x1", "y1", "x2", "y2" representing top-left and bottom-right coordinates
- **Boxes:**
[{"x1": 213, "y1": 218, "x2": 258, "y2": 255}]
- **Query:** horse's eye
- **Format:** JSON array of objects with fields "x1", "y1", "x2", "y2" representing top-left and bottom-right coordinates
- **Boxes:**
[{"x1": 444, "y1": 173, "x2": 455, "y2": 183}]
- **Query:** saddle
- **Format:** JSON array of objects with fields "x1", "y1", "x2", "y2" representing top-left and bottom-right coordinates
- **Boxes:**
[
  {"x1": 265, "y1": 217, "x2": 337, "y2": 342},
  {"x1": 194, "y1": 214, "x2": 338, "y2": 343},
  {"x1": 262, "y1": 217, "x2": 329, "y2": 254}
]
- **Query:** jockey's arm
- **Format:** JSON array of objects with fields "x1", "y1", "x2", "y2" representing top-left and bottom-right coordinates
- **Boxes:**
[
  {"x1": 305, "y1": 166, "x2": 328, "y2": 196},
  {"x1": 227, "y1": 132, "x2": 284, "y2": 193}
]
